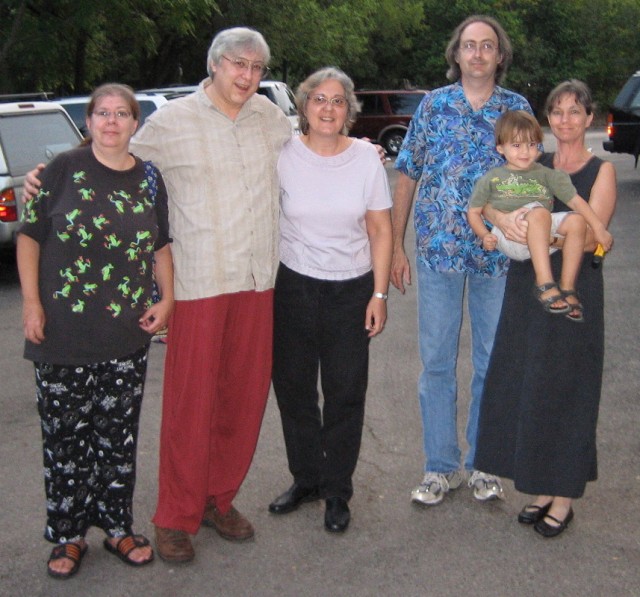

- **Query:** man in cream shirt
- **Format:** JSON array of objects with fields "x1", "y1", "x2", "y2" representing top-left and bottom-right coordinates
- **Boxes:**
[{"x1": 131, "y1": 27, "x2": 291, "y2": 562}]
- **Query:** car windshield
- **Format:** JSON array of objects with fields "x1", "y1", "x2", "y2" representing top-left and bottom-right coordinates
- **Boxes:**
[
  {"x1": 359, "y1": 95, "x2": 381, "y2": 114},
  {"x1": 388, "y1": 93, "x2": 424, "y2": 115},
  {"x1": 613, "y1": 75, "x2": 640, "y2": 110},
  {"x1": 0, "y1": 111, "x2": 80, "y2": 176},
  {"x1": 60, "y1": 102, "x2": 86, "y2": 130},
  {"x1": 258, "y1": 85, "x2": 297, "y2": 116}
]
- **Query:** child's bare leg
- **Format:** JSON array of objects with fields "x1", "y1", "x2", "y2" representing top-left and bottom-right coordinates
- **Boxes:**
[
  {"x1": 526, "y1": 207, "x2": 565, "y2": 309},
  {"x1": 556, "y1": 213, "x2": 587, "y2": 311}
]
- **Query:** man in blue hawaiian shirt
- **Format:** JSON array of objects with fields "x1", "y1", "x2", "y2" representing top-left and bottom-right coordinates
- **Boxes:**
[{"x1": 391, "y1": 15, "x2": 534, "y2": 507}]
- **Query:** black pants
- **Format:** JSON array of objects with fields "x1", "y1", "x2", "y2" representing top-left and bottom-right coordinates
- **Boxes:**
[
  {"x1": 272, "y1": 264, "x2": 372, "y2": 501},
  {"x1": 35, "y1": 346, "x2": 148, "y2": 544}
]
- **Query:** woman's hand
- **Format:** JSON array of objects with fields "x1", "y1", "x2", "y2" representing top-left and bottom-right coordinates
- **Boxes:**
[
  {"x1": 17, "y1": 234, "x2": 45, "y2": 343},
  {"x1": 142, "y1": 245, "x2": 174, "y2": 334},
  {"x1": 592, "y1": 227, "x2": 613, "y2": 252},
  {"x1": 361, "y1": 138, "x2": 388, "y2": 164},
  {"x1": 365, "y1": 296, "x2": 387, "y2": 337},
  {"x1": 23, "y1": 298, "x2": 46, "y2": 344},
  {"x1": 485, "y1": 204, "x2": 529, "y2": 244},
  {"x1": 365, "y1": 208, "x2": 392, "y2": 337},
  {"x1": 139, "y1": 297, "x2": 174, "y2": 335}
]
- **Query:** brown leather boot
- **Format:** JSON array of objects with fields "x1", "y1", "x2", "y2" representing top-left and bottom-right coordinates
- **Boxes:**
[
  {"x1": 202, "y1": 503, "x2": 255, "y2": 541},
  {"x1": 154, "y1": 526, "x2": 195, "y2": 562}
]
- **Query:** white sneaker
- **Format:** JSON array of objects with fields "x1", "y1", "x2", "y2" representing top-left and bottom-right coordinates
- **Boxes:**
[
  {"x1": 468, "y1": 470, "x2": 504, "y2": 501},
  {"x1": 411, "y1": 471, "x2": 464, "y2": 506}
]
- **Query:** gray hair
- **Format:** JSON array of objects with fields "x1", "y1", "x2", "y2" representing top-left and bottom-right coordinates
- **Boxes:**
[
  {"x1": 295, "y1": 67, "x2": 360, "y2": 136},
  {"x1": 544, "y1": 79, "x2": 594, "y2": 116},
  {"x1": 445, "y1": 15, "x2": 513, "y2": 84},
  {"x1": 206, "y1": 27, "x2": 270, "y2": 77}
]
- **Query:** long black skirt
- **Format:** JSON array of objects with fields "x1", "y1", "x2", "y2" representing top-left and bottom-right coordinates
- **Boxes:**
[{"x1": 474, "y1": 250, "x2": 603, "y2": 498}]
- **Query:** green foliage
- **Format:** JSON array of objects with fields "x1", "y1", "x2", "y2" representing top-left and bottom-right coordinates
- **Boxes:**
[
  {"x1": 0, "y1": 0, "x2": 219, "y2": 94},
  {"x1": 0, "y1": 0, "x2": 638, "y2": 116}
]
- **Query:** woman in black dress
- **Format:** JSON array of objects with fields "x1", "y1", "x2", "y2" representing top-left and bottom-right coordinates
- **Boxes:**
[{"x1": 475, "y1": 80, "x2": 617, "y2": 537}]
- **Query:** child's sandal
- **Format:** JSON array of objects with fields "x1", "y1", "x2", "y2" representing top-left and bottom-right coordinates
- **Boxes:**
[
  {"x1": 561, "y1": 289, "x2": 584, "y2": 323},
  {"x1": 533, "y1": 282, "x2": 570, "y2": 314}
]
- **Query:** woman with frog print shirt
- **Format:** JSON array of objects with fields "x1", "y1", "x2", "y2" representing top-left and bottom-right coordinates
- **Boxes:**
[{"x1": 17, "y1": 83, "x2": 173, "y2": 579}]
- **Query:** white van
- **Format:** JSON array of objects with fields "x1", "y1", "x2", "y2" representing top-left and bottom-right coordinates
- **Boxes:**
[{"x1": 0, "y1": 101, "x2": 83, "y2": 247}]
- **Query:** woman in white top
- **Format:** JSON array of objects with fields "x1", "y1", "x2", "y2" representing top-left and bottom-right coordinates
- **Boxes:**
[{"x1": 268, "y1": 67, "x2": 392, "y2": 533}]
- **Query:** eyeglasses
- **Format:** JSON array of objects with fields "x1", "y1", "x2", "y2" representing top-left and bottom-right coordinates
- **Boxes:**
[
  {"x1": 460, "y1": 41, "x2": 498, "y2": 54},
  {"x1": 307, "y1": 95, "x2": 348, "y2": 108},
  {"x1": 93, "y1": 110, "x2": 132, "y2": 120},
  {"x1": 221, "y1": 55, "x2": 270, "y2": 78}
]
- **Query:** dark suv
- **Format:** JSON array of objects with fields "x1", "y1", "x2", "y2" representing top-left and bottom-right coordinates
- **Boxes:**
[
  {"x1": 350, "y1": 90, "x2": 427, "y2": 155},
  {"x1": 603, "y1": 70, "x2": 640, "y2": 166}
]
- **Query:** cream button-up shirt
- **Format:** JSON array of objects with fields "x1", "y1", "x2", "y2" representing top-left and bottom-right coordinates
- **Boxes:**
[{"x1": 131, "y1": 79, "x2": 292, "y2": 300}]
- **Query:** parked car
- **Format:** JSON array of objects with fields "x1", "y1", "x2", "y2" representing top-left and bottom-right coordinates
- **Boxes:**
[
  {"x1": 139, "y1": 85, "x2": 197, "y2": 100},
  {"x1": 257, "y1": 80, "x2": 299, "y2": 132},
  {"x1": 0, "y1": 101, "x2": 83, "y2": 247},
  {"x1": 349, "y1": 90, "x2": 427, "y2": 155},
  {"x1": 603, "y1": 70, "x2": 640, "y2": 166},
  {"x1": 56, "y1": 93, "x2": 169, "y2": 136},
  {"x1": 140, "y1": 80, "x2": 300, "y2": 132}
]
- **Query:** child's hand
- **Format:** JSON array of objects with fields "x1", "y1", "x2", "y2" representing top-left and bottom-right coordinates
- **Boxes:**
[
  {"x1": 594, "y1": 228, "x2": 613, "y2": 252},
  {"x1": 482, "y1": 232, "x2": 498, "y2": 251}
]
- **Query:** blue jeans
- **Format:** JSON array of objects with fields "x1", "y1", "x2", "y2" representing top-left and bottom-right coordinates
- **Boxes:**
[{"x1": 417, "y1": 263, "x2": 506, "y2": 473}]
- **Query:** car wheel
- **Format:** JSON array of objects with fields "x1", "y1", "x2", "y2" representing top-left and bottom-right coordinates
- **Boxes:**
[{"x1": 382, "y1": 130, "x2": 406, "y2": 156}]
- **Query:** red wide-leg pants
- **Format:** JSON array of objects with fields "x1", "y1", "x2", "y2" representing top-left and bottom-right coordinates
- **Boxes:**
[{"x1": 153, "y1": 290, "x2": 273, "y2": 534}]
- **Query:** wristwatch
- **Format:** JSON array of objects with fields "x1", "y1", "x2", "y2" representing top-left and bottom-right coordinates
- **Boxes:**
[{"x1": 373, "y1": 292, "x2": 388, "y2": 300}]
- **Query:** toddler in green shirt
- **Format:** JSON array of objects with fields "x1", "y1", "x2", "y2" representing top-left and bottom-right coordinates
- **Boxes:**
[{"x1": 467, "y1": 110, "x2": 613, "y2": 321}]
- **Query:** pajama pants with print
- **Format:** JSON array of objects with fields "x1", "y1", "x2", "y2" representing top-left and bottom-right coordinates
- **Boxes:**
[{"x1": 34, "y1": 346, "x2": 148, "y2": 544}]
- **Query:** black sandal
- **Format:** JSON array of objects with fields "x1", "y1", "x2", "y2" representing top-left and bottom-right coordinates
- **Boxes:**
[
  {"x1": 47, "y1": 542, "x2": 88, "y2": 579},
  {"x1": 103, "y1": 534, "x2": 154, "y2": 567},
  {"x1": 561, "y1": 289, "x2": 584, "y2": 322},
  {"x1": 533, "y1": 282, "x2": 570, "y2": 314}
]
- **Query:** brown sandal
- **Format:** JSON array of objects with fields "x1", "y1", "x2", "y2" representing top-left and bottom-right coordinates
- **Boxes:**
[
  {"x1": 47, "y1": 542, "x2": 88, "y2": 579},
  {"x1": 103, "y1": 534, "x2": 154, "y2": 567}
]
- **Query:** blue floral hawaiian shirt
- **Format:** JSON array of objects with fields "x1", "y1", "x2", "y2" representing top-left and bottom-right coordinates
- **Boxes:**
[{"x1": 395, "y1": 82, "x2": 533, "y2": 277}]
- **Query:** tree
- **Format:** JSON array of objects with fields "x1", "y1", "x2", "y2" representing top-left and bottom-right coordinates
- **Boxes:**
[
  {"x1": 0, "y1": 0, "x2": 638, "y2": 118},
  {"x1": 0, "y1": 0, "x2": 219, "y2": 94}
]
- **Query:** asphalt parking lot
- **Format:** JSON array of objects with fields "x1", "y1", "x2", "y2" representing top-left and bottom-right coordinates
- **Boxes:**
[{"x1": 0, "y1": 130, "x2": 638, "y2": 596}]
